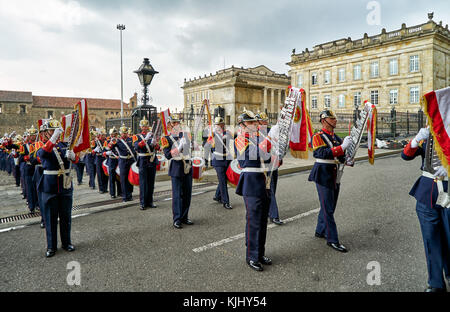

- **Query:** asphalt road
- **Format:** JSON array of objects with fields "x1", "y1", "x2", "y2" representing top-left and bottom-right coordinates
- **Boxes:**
[{"x1": 0, "y1": 154, "x2": 438, "y2": 292}]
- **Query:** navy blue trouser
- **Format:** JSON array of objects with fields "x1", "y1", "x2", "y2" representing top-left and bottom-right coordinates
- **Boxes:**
[
  {"x1": 171, "y1": 172, "x2": 193, "y2": 223},
  {"x1": 243, "y1": 190, "x2": 271, "y2": 262},
  {"x1": 96, "y1": 157, "x2": 108, "y2": 193},
  {"x1": 42, "y1": 193, "x2": 73, "y2": 250},
  {"x1": 108, "y1": 159, "x2": 121, "y2": 198},
  {"x1": 86, "y1": 155, "x2": 96, "y2": 188},
  {"x1": 119, "y1": 159, "x2": 133, "y2": 201},
  {"x1": 25, "y1": 174, "x2": 38, "y2": 212},
  {"x1": 268, "y1": 170, "x2": 280, "y2": 219},
  {"x1": 33, "y1": 169, "x2": 45, "y2": 225},
  {"x1": 6, "y1": 157, "x2": 11, "y2": 174},
  {"x1": 315, "y1": 183, "x2": 340, "y2": 244},
  {"x1": 74, "y1": 162, "x2": 85, "y2": 184},
  {"x1": 14, "y1": 165, "x2": 20, "y2": 187},
  {"x1": 416, "y1": 201, "x2": 450, "y2": 289},
  {"x1": 214, "y1": 166, "x2": 230, "y2": 205},
  {"x1": 139, "y1": 164, "x2": 156, "y2": 207}
]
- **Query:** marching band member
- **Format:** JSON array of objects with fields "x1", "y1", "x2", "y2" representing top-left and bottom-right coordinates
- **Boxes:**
[
  {"x1": 210, "y1": 116, "x2": 233, "y2": 210},
  {"x1": 134, "y1": 117, "x2": 159, "y2": 210},
  {"x1": 104, "y1": 127, "x2": 122, "y2": 199},
  {"x1": 21, "y1": 126, "x2": 39, "y2": 213},
  {"x1": 257, "y1": 112, "x2": 284, "y2": 226},
  {"x1": 86, "y1": 129, "x2": 97, "y2": 190},
  {"x1": 235, "y1": 110, "x2": 273, "y2": 272},
  {"x1": 162, "y1": 115, "x2": 194, "y2": 229},
  {"x1": 110, "y1": 124, "x2": 136, "y2": 202},
  {"x1": 31, "y1": 125, "x2": 46, "y2": 228},
  {"x1": 37, "y1": 118, "x2": 79, "y2": 257},
  {"x1": 94, "y1": 128, "x2": 108, "y2": 194},
  {"x1": 308, "y1": 110, "x2": 352, "y2": 253},
  {"x1": 401, "y1": 127, "x2": 450, "y2": 292}
]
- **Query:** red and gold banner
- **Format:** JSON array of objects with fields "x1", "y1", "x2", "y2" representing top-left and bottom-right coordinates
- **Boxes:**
[{"x1": 289, "y1": 89, "x2": 313, "y2": 159}]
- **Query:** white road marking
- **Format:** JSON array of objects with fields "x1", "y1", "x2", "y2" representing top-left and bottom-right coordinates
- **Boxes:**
[
  {"x1": 0, "y1": 225, "x2": 28, "y2": 233},
  {"x1": 192, "y1": 207, "x2": 320, "y2": 253}
]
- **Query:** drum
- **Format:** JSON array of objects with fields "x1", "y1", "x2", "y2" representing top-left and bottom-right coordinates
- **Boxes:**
[
  {"x1": 226, "y1": 159, "x2": 242, "y2": 187},
  {"x1": 156, "y1": 154, "x2": 167, "y2": 171},
  {"x1": 128, "y1": 161, "x2": 140, "y2": 186},
  {"x1": 102, "y1": 159, "x2": 109, "y2": 177},
  {"x1": 192, "y1": 157, "x2": 205, "y2": 181}
]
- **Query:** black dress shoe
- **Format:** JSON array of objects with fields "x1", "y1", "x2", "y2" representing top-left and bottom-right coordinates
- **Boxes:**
[
  {"x1": 270, "y1": 218, "x2": 284, "y2": 225},
  {"x1": 182, "y1": 219, "x2": 194, "y2": 225},
  {"x1": 260, "y1": 256, "x2": 272, "y2": 265},
  {"x1": 223, "y1": 203, "x2": 232, "y2": 209},
  {"x1": 46, "y1": 249, "x2": 56, "y2": 257},
  {"x1": 315, "y1": 232, "x2": 326, "y2": 238},
  {"x1": 213, "y1": 197, "x2": 221, "y2": 203},
  {"x1": 140, "y1": 206, "x2": 146, "y2": 210},
  {"x1": 247, "y1": 260, "x2": 263, "y2": 271},
  {"x1": 40, "y1": 222, "x2": 45, "y2": 229},
  {"x1": 173, "y1": 222, "x2": 182, "y2": 229},
  {"x1": 149, "y1": 203, "x2": 157, "y2": 208},
  {"x1": 425, "y1": 286, "x2": 447, "y2": 292},
  {"x1": 327, "y1": 242, "x2": 348, "y2": 253},
  {"x1": 62, "y1": 245, "x2": 75, "y2": 252},
  {"x1": 111, "y1": 195, "x2": 117, "y2": 199}
]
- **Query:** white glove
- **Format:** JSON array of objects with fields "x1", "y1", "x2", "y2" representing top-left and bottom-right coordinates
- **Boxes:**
[
  {"x1": 434, "y1": 166, "x2": 448, "y2": 178},
  {"x1": 65, "y1": 150, "x2": 76, "y2": 161},
  {"x1": 341, "y1": 136, "x2": 352, "y2": 151},
  {"x1": 49, "y1": 128, "x2": 63, "y2": 144},
  {"x1": 144, "y1": 132, "x2": 152, "y2": 141},
  {"x1": 93, "y1": 146, "x2": 101, "y2": 153},
  {"x1": 268, "y1": 125, "x2": 280, "y2": 142},
  {"x1": 177, "y1": 137, "x2": 186, "y2": 153},
  {"x1": 105, "y1": 151, "x2": 113, "y2": 156},
  {"x1": 412, "y1": 127, "x2": 430, "y2": 148}
]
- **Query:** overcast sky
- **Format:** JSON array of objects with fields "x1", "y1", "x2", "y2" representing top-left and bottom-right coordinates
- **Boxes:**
[{"x1": 0, "y1": 0, "x2": 448, "y2": 112}]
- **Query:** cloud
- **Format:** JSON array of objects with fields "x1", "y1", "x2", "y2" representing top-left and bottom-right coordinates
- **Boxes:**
[{"x1": 0, "y1": 0, "x2": 449, "y2": 113}]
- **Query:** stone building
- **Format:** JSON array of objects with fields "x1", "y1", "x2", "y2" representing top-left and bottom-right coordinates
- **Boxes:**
[
  {"x1": 287, "y1": 14, "x2": 450, "y2": 116},
  {"x1": 181, "y1": 65, "x2": 290, "y2": 125},
  {"x1": 0, "y1": 90, "x2": 136, "y2": 135}
]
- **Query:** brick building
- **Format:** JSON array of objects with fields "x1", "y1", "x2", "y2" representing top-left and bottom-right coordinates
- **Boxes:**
[{"x1": 0, "y1": 90, "x2": 136, "y2": 135}]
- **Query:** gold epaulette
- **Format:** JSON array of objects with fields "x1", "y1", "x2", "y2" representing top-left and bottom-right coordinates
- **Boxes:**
[
  {"x1": 235, "y1": 135, "x2": 249, "y2": 155},
  {"x1": 161, "y1": 137, "x2": 169, "y2": 149},
  {"x1": 312, "y1": 132, "x2": 327, "y2": 151}
]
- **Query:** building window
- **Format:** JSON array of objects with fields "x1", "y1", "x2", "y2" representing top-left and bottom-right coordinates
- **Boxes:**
[
  {"x1": 370, "y1": 90, "x2": 379, "y2": 105},
  {"x1": 353, "y1": 65, "x2": 362, "y2": 80},
  {"x1": 324, "y1": 70, "x2": 330, "y2": 84},
  {"x1": 311, "y1": 96, "x2": 318, "y2": 109},
  {"x1": 297, "y1": 73, "x2": 303, "y2": 87},
  {"x1": 191, "y1": 94, "x2": 194, "y2": 103},
  {"x1": 338, "y1": 68, "x2": 345, "y2": 82},
  {"x1": 324, "y1": 95, "x2": 331, "y2": 108},
  {"x1": 410, "y1": 55, "x2": 419, "y2": 72},
  {"x1": 338, "y1": 94, "x2": 346, "y2": 108},
  {"x1": 0, "y1": 104, "x2": 2, "y2": 114},
  {"x1": 354, "y1": 92, "x2": 361, "y2": 107},
  {"x1": 410, "y1": 86, "x2": 420, "y2": 103},
  {"x1": 311, "y1": 72, "x2": 318, "y2": 85},
  {"x1": 105, "y1": 111, "x2": 109, "y2": 115},
  {"x1": 390, "y1": 89, "x2": 398, "y2": 105},
  {"x1": 47, "y1": 110, "x2": 54, "y2": 118},
  {"x1": 19, "y1": 105, "x2": 26, "y2": 114},
  {"x1": 370, "y1": 61, "x2": 379, "y2": 78},
  {"x1": 389, "y1": 59, "x2": 398, "y2": 76}
]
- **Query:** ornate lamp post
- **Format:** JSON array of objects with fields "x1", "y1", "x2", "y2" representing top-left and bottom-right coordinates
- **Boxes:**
[{"x1": 134, "y1": 58, "x2": 159, "y2": 106}]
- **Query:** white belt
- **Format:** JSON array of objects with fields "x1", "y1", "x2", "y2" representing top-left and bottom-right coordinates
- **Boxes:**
[
  {"x1": 315, "y1": 159, "x2": 339, "y2": 165},
  {"x1": 43, "y1": 169, "x2": 71, "y2": 175},
  {"x1": 241, "y1": 167, "x2": 268, "y2": 173},
  {"x1": 213, "y1": 152, "x2": 227, "y2": 157},
  {"x1": 109, "y1": 156, "x2": 119, "y2": 159},
  {"x1": 422, "y1": 171, "x2": 448, "y2": 181},
  {"x1": 36, "y1": 164, "x2": 42, "y2": 168},
  {"x1": 138, "y1": 153, "x2": 153, "y2": 157},
  {"x1": 119, "y1": 155, "x2": 132, "y2": 159},
  {"x1": 172, "y1": 156, "x2": 191, "y2": 161}
]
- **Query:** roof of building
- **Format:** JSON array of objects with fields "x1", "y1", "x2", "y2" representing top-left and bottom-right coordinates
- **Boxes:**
[
  {"x1": 32, "y1": 95, "x2": 129, "y2": 110},
  {"x1": 0, "y1": 90, "x2": 33, "y2": 103}
]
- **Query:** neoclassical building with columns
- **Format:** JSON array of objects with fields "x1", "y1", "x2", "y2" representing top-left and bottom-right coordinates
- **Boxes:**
[
  {"x1": 181, "y1": 65, "x2": 290, "y2": 125},
  {"x1": 287, "y1": 14, "x2": 450, "y2": 115}
]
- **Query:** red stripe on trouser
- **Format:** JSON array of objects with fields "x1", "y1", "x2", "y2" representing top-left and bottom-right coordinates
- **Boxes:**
[
  {"x1": 244, "y1": 197, "x2": 250, "y2": 261},
  {"x1": 317, "y1": 186, "x2": 331, "y2": 241}
]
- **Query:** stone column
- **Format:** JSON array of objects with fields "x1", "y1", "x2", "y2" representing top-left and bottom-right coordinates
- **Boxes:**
[
  {"x1": 263, "y1": 87, "x2": 268, "y2": 112},
  {"x1": 270, "y1": 88, "x2": 275, "y2": 113}
]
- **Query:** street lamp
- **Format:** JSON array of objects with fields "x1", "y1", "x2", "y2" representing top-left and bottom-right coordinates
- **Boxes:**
[
  {"x1": 134, "y1": 58, "x2": 159, "y2": 106},
  {"x1": 117, "y1": 24, "x2": 125, "y2": 122}
]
